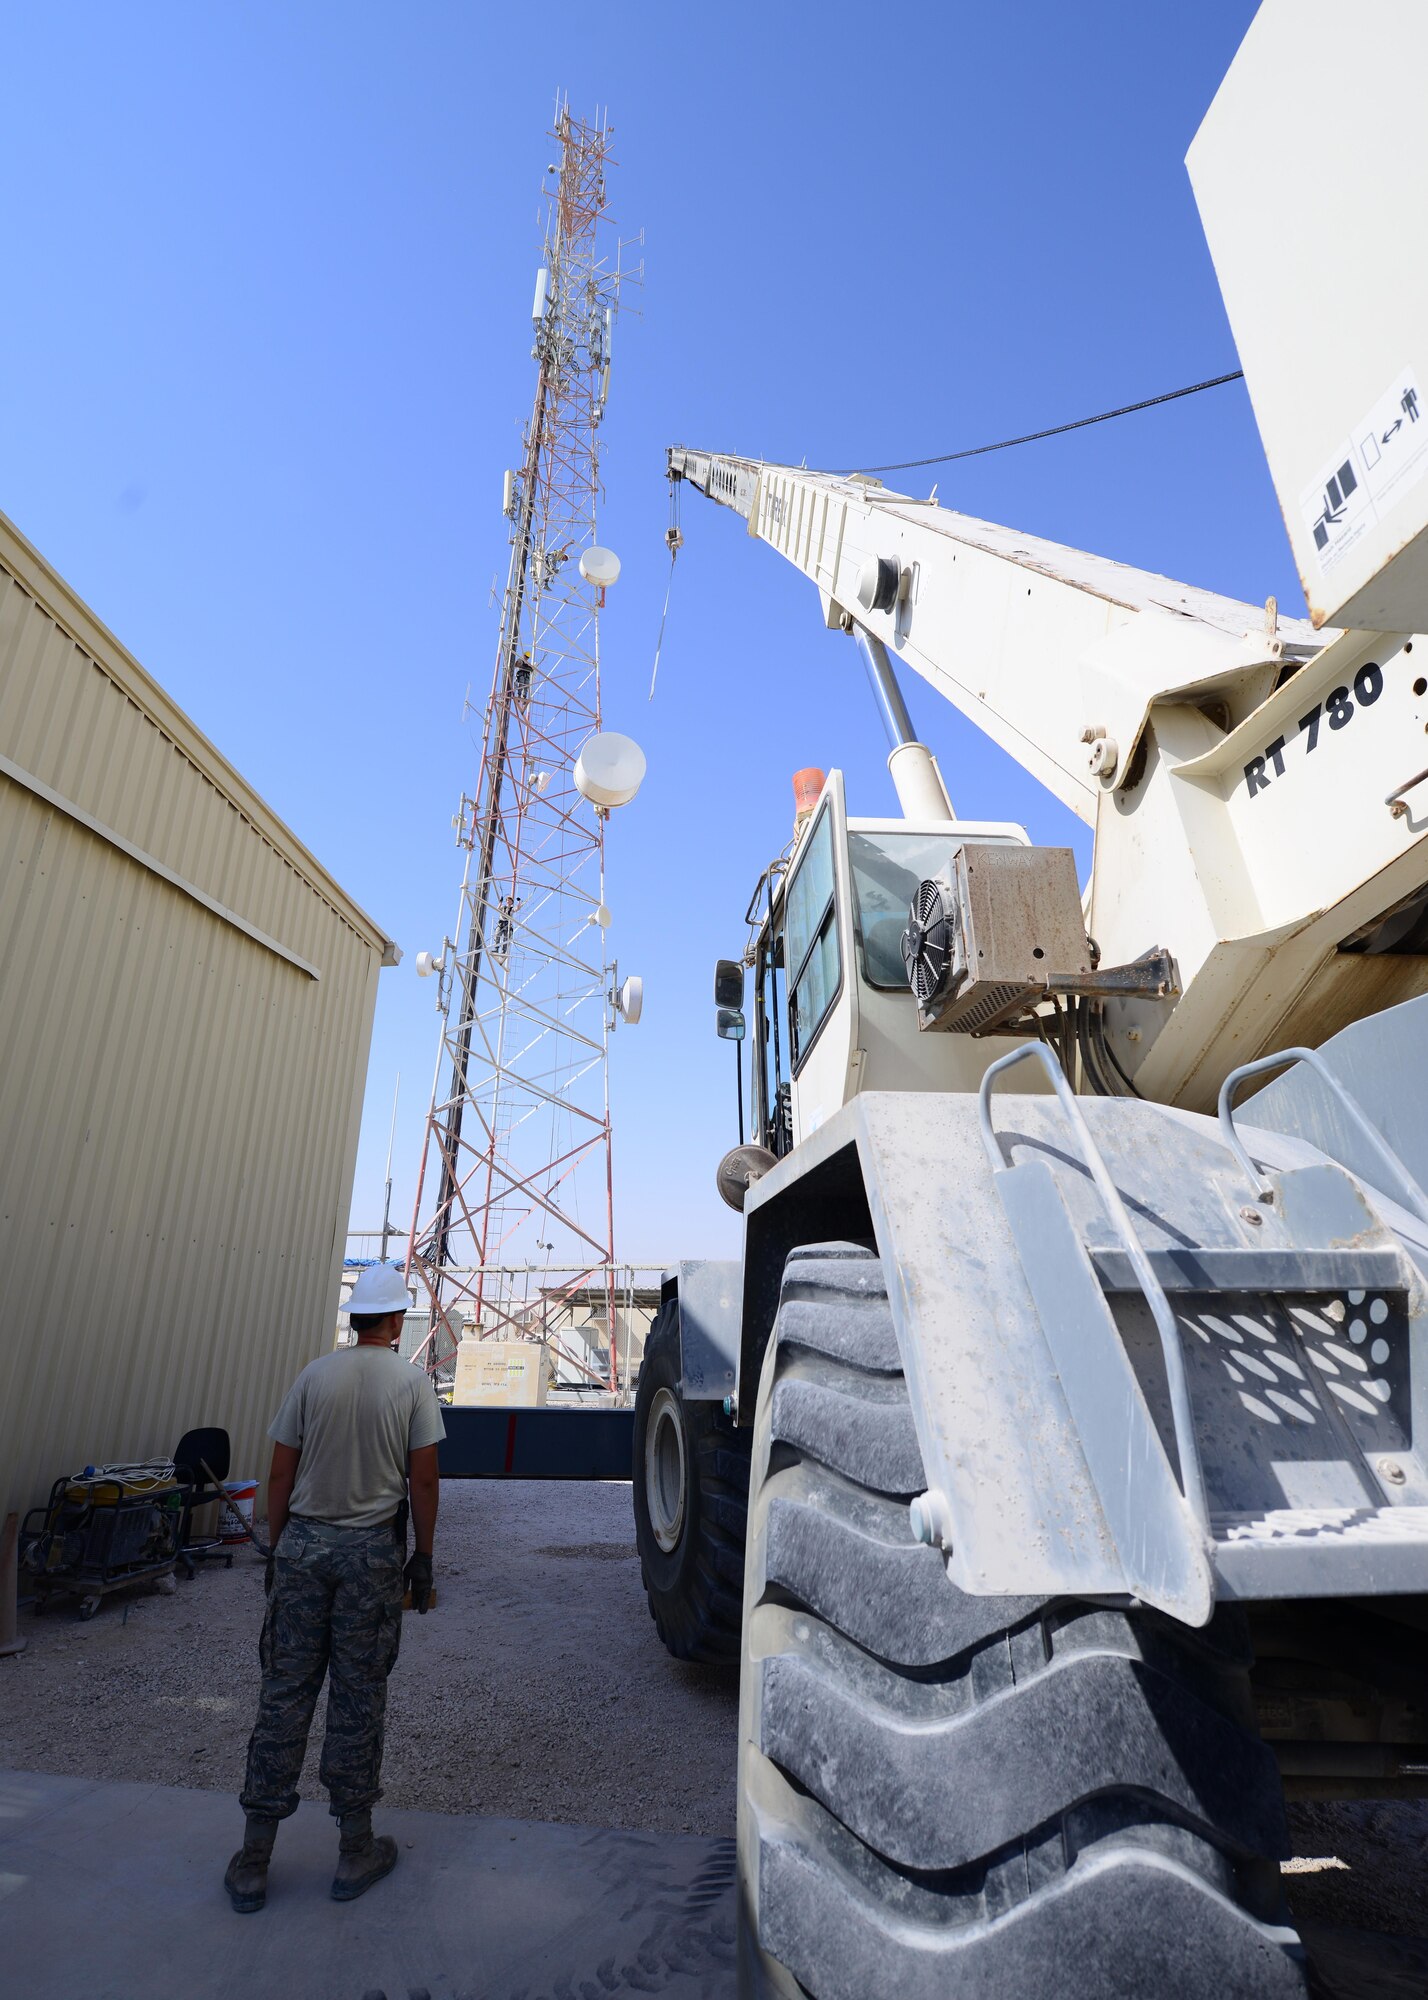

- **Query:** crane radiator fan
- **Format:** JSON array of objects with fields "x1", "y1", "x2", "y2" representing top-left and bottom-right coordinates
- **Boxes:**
[
  {"x1": 904, "y1": 877, "x2": 959, "y2": 1007},
  {"x1": 901, "y1": 844, "x2": 1090, "y2": 1033}
]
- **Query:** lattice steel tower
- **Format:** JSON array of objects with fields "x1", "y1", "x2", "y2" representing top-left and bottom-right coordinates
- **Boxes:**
[{"x1": 407, "y1": 105, "x2": 636, "y2": 1383}]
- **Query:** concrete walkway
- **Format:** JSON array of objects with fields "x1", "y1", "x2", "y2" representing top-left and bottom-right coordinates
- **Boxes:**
[
  {"x1": 4, "y1": 1767, "x2": 1427, "y2": 2000},
  {"x1": 0, "y1": 1769, "x2": 736, "y2": 2000}
]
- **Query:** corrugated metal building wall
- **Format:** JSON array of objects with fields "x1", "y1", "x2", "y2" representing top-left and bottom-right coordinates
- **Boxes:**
[{"x1": 0, "y1": 509, "x2": 397, "y2": 1523}]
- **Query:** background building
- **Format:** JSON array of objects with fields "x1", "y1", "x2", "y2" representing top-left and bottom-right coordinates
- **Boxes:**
[{"x1": 0, "y1": 508, "x2": 397, "y2": 1522}]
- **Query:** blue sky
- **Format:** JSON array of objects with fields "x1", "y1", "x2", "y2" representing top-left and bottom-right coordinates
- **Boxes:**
[{"x1": 1, "y1": 1, "x2": 1296, "y2": 1261}]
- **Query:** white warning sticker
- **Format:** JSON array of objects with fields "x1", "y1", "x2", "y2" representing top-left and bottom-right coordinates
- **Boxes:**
[{"x1": 1300, "y1": 366, "x2": 1428, "y2": 577}]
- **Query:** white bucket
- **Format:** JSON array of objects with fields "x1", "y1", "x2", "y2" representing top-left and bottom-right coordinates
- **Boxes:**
[{"x1": 221, "y1": 1479, "x2": 257, "y2": 1542}]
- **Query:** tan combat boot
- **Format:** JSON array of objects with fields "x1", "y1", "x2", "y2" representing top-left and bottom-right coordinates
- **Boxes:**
[
  {"x1": 331, "y1": 1806, "x2": 399, "y2": 1901},
  {"x1": 224, "y1": 1814, "x2": 278, "y2": 1913}
]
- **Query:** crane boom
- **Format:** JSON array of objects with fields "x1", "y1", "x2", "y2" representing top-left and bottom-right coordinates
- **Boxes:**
[
  {"x1": 667, "y1": 444, "x2": 1428, "y2": 1110},
  {"x1": 667, "y1": 446, "x2": 1324, "y2": 826}
]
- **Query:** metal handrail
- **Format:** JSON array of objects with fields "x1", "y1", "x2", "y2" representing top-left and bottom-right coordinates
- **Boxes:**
[
  {"x1": 978, "y1": 1041, "x2": 1209, "y2": 1531},
  {"x1": 1217, "y1": 1045, "x2": 1428, "y2": 1225}
]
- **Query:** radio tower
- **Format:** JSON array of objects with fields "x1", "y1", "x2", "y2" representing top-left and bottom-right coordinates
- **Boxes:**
[{"x1": 407, "y1": 104, "x2": 637, "y2": 1386}]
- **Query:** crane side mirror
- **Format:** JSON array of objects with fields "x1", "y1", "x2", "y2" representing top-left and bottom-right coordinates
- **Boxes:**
[
  {"x1": 714, "y1": 958, "x2": 745, "y2": 1008},
  {"x1": 716, "y1": 1007, "x2": 746, "y2": 1042}
]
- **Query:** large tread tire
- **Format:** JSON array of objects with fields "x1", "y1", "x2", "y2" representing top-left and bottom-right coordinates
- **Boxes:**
[
  {"x1": 738, "y1": 1241, "x2": 1308, "y2": 1999},
  {"x1": 633, "y1": 1296, "x2": 751, "y2": 1664}
]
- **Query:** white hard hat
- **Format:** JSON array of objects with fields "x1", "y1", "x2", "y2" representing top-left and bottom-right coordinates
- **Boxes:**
[{"x1": 343, "y1": 1263, "x2": 410, "y2": 1316}]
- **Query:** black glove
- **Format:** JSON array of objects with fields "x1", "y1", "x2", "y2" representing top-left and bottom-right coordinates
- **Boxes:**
[
  {"x1": 264, "y1": 1553, "x2": 275, "y2": 1596},
  {"x1": 404, "y1": 1551, "x2": 433, "y2": 1614}
]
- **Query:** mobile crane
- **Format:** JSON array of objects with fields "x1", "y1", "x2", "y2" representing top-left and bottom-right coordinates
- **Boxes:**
[{"x1": 632, "y1": 5, "x2": 1428, "y2": 1994}]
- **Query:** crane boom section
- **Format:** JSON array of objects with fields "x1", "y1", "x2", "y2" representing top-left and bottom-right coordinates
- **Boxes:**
[
  {"x1": 667, "y1": 446, "x2": 1323, "y2": 826},
  {"x1": 668, "y1": 445, "x2": 1428, "y2": 1110}
]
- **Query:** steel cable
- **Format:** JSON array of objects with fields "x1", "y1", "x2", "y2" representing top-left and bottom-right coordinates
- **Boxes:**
[{"x1": 847, "y1": 371, "x2": 1244, "y2": 477}]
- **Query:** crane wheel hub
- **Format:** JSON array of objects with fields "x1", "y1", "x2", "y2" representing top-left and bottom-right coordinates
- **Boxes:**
[{"x1": 646, "y1": 1386, "x2": 687, "y2": 1553}]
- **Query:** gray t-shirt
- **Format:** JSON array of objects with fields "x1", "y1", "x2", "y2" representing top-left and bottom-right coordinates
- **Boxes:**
[{"x1": 268, "y1": 1346, "x2": 446, "y2": 1529}]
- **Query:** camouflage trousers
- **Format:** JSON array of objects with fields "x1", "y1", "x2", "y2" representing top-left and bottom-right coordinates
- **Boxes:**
[{"x1": 239, "y1": 1514, "x2": 404, "y2": 1822}]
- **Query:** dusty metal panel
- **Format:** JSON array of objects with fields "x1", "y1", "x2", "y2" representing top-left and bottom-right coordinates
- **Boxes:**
[
  {"x1": 742, "y1": 1081, "x2": 1428, "y2": 1610},
  {"x1": 996, "y1": 1157, "x2": 1213, "y2": 1625},
  {"x1": 675, "y1": 1259, "x2": 741, "y2": 1400},
  {"x1": 0, "y1": 510, "x2": 395, "y2": 1526},
  {"x1": 1248, "y1": 995, "x2": 1428, "y2": 1217}
]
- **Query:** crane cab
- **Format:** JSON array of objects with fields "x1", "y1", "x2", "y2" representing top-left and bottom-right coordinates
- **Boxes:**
[{"x1": 735, "y1": 769, "x2": 1044, "y2": 1159}]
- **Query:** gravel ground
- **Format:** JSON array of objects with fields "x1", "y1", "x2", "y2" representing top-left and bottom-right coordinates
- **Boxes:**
[
  {"x1": 3, "y1": 1477, "x2": 1424, "y2": 1967},
  {"x1": 1282, "y1": 1797, "x2": 1428, "y2": 1936},
  {"x1": 1, "y1": 1480, "x2": 736, "y2": 1836}
]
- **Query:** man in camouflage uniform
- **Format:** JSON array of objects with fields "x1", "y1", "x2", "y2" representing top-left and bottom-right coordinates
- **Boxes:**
[{"x1": 226, "y1": 1263, "x2": 444, "y2": 1911}]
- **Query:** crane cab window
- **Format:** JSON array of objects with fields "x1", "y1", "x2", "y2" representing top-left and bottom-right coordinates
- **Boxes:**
[
  {"x1": 785, "y1": 806, "x2": 841, "y2": 1070},
  {"x1": 848, "y1": 829, "x2": 1017, "y2": 988}
]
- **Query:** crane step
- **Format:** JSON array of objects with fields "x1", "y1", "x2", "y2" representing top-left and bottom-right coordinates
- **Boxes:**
[
  {"x1": 1211, "y1": 1503, "x2": 1428, "y2": 1597},
  {"x1": 1089, "y1": 1246, "x2": 1403, "y2": 1294}
]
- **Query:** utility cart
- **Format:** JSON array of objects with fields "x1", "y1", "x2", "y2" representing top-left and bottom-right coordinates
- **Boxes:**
[{"x1": 21, "y1": 1467, "x2": 183, "y2": 1620}]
